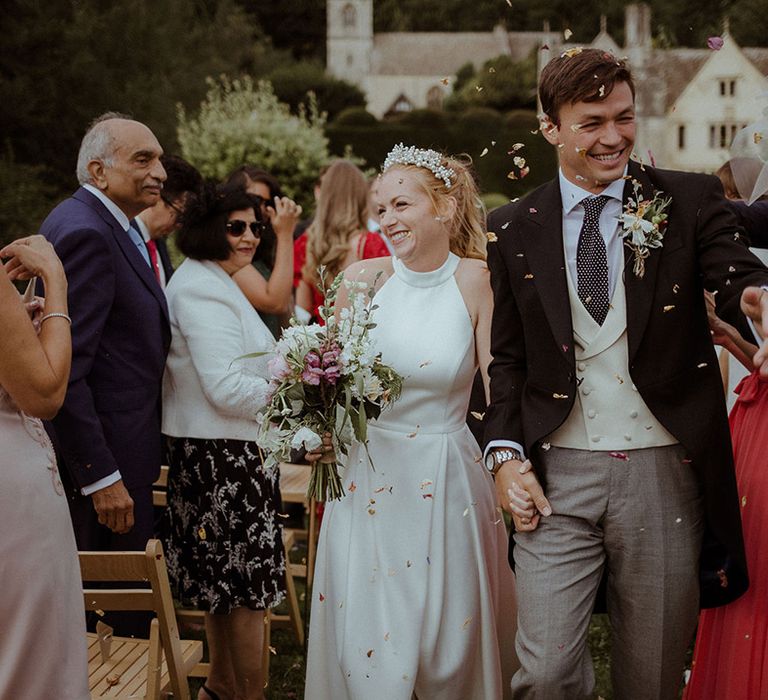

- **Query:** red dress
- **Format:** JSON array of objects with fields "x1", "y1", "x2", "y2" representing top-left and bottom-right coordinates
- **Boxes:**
[
  {"x1": 293, "y1": 231, "x2": 390, "y2": 321},
  {"x1": 685, "y1": 371, "x2": 768, "y2": 699}
]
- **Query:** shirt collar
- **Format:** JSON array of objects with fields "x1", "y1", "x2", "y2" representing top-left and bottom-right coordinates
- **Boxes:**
[
  {"x1": 558, "y1": 168, "x2": 628, "y2": 215},
  {"x1": 134, "y1": 215, "x2": 151, "y2": 242},
  {"x1": 83, "y1": 183, "x2": 131, "y2": 231}
]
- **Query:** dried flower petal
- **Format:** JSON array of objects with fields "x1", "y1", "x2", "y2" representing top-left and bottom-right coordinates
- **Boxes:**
[
  {"x1": 707, "y1": 36, "x2": 724, "y2": 50},
  {"x1": 470, "y1": 411, "x2": 485, "y2": 420},
  {"x1": 552, "y1": 393, "x2": 568, "y2": 399},
  {"x1": 609, "y1": 451, "x2": 629, "y2": 461},
  {"x1": 663, "y1": 305, "x2": 675, "y2": 312},
  {"x1": 564, "y1": 29, "x2": 573, "y2": 40},
  {"x1": 486, "y1": 231, "x2": 498, "y2": 242}
]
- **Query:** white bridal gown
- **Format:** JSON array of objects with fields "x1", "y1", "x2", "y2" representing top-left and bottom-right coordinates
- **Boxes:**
[{"x1": 306, "y1": 252, "x2": 516, "y2": 700}]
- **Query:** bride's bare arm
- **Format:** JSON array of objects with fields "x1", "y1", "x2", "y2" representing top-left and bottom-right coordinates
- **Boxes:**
[{"x1": 0, "y1": 236, "x2": 71, "y2": 418}]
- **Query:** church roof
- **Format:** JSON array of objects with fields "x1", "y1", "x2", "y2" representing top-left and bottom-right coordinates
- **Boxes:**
[{"x1": 371, "y1": 31, "x2": 545, "y2": 76}]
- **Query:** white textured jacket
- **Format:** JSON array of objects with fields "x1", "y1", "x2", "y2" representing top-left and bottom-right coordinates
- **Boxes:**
[{"x1": 161, "y1": 258, "x2": 273, "y2": 441}]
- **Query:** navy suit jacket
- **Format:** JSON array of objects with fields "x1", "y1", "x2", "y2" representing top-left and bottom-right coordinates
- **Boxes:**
[{"x1": 40, "y1": 187, "x2": 171, "y2": 492}]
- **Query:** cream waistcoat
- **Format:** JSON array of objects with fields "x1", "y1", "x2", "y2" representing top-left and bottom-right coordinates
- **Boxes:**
[{"x1": 548, "y1": 260, "x2": 677, "y2": 450}]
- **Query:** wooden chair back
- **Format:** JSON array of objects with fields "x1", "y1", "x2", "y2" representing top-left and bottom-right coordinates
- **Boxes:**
[{"x1": 80, "y1": 539, "x2": 201, "y2": 699}]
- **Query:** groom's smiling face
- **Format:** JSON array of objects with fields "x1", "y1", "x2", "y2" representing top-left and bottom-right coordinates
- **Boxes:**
[{"x1": 542, "y1": 80, "x2": 636, "y2": 194}]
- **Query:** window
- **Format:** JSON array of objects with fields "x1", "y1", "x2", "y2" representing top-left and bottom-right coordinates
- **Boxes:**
[
  {"x1": 342, "y1": 3, "x2": 356, "y2": 28},
  {"x1": 426, "y1": 86, "x2": 443, "y2": 110},
  {"x1": 718, "y1": 79, "x2": 737, "y2": 97},
  {"x1": 678, "y1": 125, "x2": 685, "y2": 150},
  {"x1": 709, "y1": 122, "x2": 749, "y2": 149}
]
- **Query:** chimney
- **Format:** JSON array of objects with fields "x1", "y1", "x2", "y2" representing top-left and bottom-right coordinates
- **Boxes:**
[{"x1": 625, "y1": 3, "x2": 651, "y2": 49}]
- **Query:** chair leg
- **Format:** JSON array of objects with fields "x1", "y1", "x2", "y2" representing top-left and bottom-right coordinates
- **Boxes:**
[
  {"x1": 284, "y1": 545, "x2": 305, "y2": 646},
  {"x1": 145, "y1": 618, "x2": 162, "y2": 700},
  {"x1": 262, "y1": 610, "x2": 271, "y2": 690}
]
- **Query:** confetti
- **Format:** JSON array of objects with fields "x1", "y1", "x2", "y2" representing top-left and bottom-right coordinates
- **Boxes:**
[
  {"x1": 717, "y1": 568, "x2": 729, "y2": 587},
  {"x1": 663, "y1": 305, "x2": 675, "y2": 312},
  {"x1": 475, "y1": 85, "x2": 484, "y2": 92},
  {"x1": 755, "y1": 132, "x2": 764, "y2": 144},
  {"x1": 406, "y1": 560, "x2": 412, "y2": 567},
  {"x1": 489, "y1": 66, "x2": 496, "y2": 73},
  {"x1": 516, "y1": 252, "x2": 524, "y2": 257},
  {"x1": 367, "y1": 507, "x2": 376, "y2": 515},
  {"x1": 552, "y1": 393, "x2": 568, "y2": 399},
  {"x1": 673, "y1": 284, "x2": 680, "y2": 294},
  {"x1": 513, "y1": 156, "x2": 526, "y2": 168},
  {"x1": 419, "y1": 360, "x2": 432, "y2": 368},
  {"x1": 384, "y1": 632, "x2": 390, "y2": 641},
  {"x1": 675, "y1": 517, "x2": 682, "y2": 523},
  {"x1": 729, "y1": 265, "x2": 736, "y2": 272},
  {"x1": 561, "y1": 47, "x2": 583, "y2": 58},
  {"x1": 422, "y1": 494, "x2": 433, "y2": 499},
  {"x1": 576, "y1": 147, "x2": 587, "y2": 158},
  {"x1": 561, "y1": 344, "x2": 569, "y2": 352},
  {"x1": 462, "y1": 617, "x2": 473, "y2": 629},
  {"x1": 541, "y1": 442, "x2": 551, "y2": 451},
  {"x1": 420, "y1": 479, "x2": 433, "y2": 489},
  {"x1": 407, "y1": 425, "x2": 420, "y2": 438},
  {"x1": 480, "y1": 147, "x2": 489, "y2": 157},
  {"x1": 367, "y1": 649, "x2": 374, "y2": 658},
  {"x1": 564, "y1": 29, "x2": 573, "y2": 40},
  {"x1": 570, "y1": 123, "x2": 582, "y2": 133},
  {"x1": 349, "y1": 481, "x2": 357, "y2": 492},
  {"x1": 106, "y1": 675, "x2": 121, "y2": 688},
  {"x1": 524, "y1": 273, "x2": 534, "y2": 279},
  {"x1": 615, "y1": 374, "x2": 624, "y2": 384},
  {"x1": 501, "y1": 222, "x2": 510, "y2": 229},
  {"x1": 609, "y1": 451, "x2": 629, "y2": 461},
  {"x1": 529, "y1": 207, "x2": 538, "y2": 214},
  {"x1": 470, "y1": 411, "x2": 485, "y2": 420},
  {"x1": 486, "y1": 231, "x2": 498, "y2": 242},
  {"x1": 441, "y1": 77, "x2": 450, "y2": 85},
  {"x1": 598, "y1": 84, "x2": 606, "y2": 97},
  {"x1": 742, "y1": 496, "x2": 747, "y2": 507},
  {"x1": 374, "y1": 485, "x2": 392, "y2": 494},
  {"x1": 707, "y1": 36, "x2": 724, "y2": 50},
  {"x1": 697, "y1": 362, "x2": 707, "y2": 368},
  {"x1": 319, "y1": 593, "x2": 325, "y2": 601},
  {"x1": 198, "y1": 527, "x2": 207, "y2": 540},
  {"x1": 510, "y1": 143, "x2": 525, "y2": 152}
]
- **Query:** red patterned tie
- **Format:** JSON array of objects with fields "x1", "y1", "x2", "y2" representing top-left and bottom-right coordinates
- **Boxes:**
[{"x1": 145, "y1": 238, "x2": 161, "y2": 284}]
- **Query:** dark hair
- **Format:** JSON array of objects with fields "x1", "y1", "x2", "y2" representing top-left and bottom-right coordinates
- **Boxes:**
[
  {"x1": 176, "y1": 183, "x2": 263, "y2": 261},
  {"x1": 160, "y1": 154, "x2": 203, "y2": 202},
  {"x1": 224, "y1": 166, "x2": 284, "y2": 267},
  {"x1": 224, "y1": 166, "x2": 284, "y2": 204},
  {"x1": 539, "y1": 48, "x2": 635, "y2": 125}
]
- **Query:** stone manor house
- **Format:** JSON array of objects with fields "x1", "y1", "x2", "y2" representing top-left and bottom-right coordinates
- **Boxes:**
[{"x1": 327, "y1": 1, "x2": 768, "y2": 172}]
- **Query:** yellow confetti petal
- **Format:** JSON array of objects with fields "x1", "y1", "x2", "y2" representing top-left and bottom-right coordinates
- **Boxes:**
[
  {"x1": 564, "y1": 28, "x2": 573, "y2": 40},
  {"x1": 441, "y1": 77, "x2": 450, "y2": 86},
  {"x1": 754, "y1": 132, "x2": 763, "y2": 144},
  {"x1": 486, "y1": 231, "x2": 498, "y2": 242},
  {"x1": 524, "y1": 273, "x2": 534, "y2": 279},
  {"x1": 553, "y1": 393, "x2": 569, "y2": 399},
  {"x1": 742, "y1": 496, "x2": 747, "y2": 507},
  {"x1": 470, "y1": 411, "x2": 485, "y2": 420},
  {"x1": 663, "y1": 305, "x2": 675, "y2": 312},
  {"x1": 198, "y1": 527, "x2": 207, "y2": 540}
]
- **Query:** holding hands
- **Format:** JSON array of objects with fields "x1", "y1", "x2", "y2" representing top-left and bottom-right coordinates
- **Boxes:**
[{"x1": 495, "y1": 457, "x2": 552, "y2": 532}]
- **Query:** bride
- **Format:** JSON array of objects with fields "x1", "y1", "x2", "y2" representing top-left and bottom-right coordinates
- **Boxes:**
[{"x1": 305, "y1": 145, "x2": 518, "y2": 699}]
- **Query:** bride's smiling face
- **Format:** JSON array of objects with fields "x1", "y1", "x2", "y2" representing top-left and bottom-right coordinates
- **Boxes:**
[{"x1": 376, "y1": 168, "x2": 452, "y2": 266}]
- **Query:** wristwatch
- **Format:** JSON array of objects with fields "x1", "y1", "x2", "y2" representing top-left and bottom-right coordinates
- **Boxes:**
[{"x1": 484, "y1": 448, "x2": 523, "y2": 476}]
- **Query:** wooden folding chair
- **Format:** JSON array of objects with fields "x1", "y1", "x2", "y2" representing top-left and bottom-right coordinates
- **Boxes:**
[
  {"x1": 80, "y1": 539, "x2": 203, "y2": 699},
  {"x1": 279, "y1": 461, "x2": 318, "y2": 588}
]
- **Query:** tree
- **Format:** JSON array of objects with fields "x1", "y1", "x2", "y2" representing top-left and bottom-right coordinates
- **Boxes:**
[
  {"x1": 267, "y1": 62, "x2": 366, "y2": 121},
  {"x1": 177, "y1": 77, "x2": 330, "y2": 211},
  {"x1": 446, "y1": 53, "x2": 538, "y2": 112}
]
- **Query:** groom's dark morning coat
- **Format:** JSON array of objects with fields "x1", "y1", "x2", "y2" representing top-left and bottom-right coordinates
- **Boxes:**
[
  {"x1": 40, "y1": 187, "x2": 170, "y2": 543},
  {"x1": 485, "y1": 160, "x2": 768, "y2": 608}
]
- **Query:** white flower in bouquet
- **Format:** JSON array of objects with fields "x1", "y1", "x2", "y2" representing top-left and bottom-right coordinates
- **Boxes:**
[{"x1": 255, "y1": 267, "x2": 404, "y2": 501}]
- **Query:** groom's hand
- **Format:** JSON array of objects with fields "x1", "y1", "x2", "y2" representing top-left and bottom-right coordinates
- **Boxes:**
[
  {"x1": 495, "y1": 458, "x2": 552, "y2": 532},
  {"x1": 740, "y1": 287, "x2": 768, "y2": 376}
]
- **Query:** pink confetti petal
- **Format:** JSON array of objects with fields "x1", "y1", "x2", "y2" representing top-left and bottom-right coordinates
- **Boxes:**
[
  {"x1": 609, "y1": 451, "x2": 629, "y2": 461},
  {"x1": 707, "y1": 36, "x2": 724, "y2": 50}
]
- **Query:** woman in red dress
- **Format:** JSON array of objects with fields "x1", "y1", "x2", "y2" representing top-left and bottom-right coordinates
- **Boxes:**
[
  {"x1": 685, "y1": 295, "x2": 768, "y2": 699},
  {"x1": 294, "y1": 160, "x2": 389, "y2": 322}
]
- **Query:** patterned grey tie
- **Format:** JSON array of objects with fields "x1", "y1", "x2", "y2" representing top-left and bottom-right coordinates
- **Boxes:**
[{"x1": 577, "y1": 195, "x2": 611, "y2": 325}]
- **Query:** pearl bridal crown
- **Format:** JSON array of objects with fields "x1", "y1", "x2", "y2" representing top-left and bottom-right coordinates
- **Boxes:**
[{"x1": 382, "y1": 143, "x2": 456, "y2": 188}]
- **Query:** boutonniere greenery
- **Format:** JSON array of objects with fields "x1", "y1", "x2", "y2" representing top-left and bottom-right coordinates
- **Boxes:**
[{"x1": 618, "y1": 179, "x2": 672, "y2": 278}]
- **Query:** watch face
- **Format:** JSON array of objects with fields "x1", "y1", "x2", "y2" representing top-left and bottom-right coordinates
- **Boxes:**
[{"x1": 485, "y1": 453, "x2": 497, "y2": 472}]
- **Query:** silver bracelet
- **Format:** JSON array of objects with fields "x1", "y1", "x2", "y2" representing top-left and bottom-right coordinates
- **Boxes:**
[{"x1": 39, "y1": 312, "x2": 72, "y2": 325}]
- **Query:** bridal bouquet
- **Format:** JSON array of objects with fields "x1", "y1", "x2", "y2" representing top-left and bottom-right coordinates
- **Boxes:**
[{"x1": 256, "y1": 270, "x2": 403, "y2": 501}]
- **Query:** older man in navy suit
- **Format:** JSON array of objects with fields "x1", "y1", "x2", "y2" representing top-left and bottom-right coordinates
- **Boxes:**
[{"x1": 41, "y1": 112, "x2": 170, "y2": 558}]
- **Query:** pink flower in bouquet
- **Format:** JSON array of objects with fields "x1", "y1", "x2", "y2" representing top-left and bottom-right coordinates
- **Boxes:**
[
  {"x1": 305, "y1": 351, "x2": 321, "y2": 368},
  {"x1": 324, "y1": 364, "x2": 341, "y2": 384},
  {"x1": 302, "y1": 366, "x2": 325, "y2": 385},
  {"x1": 267, "y1": 354, "x2": 291, "y2": 380}
]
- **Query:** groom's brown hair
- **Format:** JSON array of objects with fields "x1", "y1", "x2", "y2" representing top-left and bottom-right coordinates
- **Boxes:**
[{"x1": 539, "y1": 48, "x2": 635, "y2": 125}]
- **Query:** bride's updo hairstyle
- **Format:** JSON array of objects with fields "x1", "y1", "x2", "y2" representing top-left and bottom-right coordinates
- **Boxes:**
[{"x1": 381, "y1": 145, "x2": 487, "y2": 261}]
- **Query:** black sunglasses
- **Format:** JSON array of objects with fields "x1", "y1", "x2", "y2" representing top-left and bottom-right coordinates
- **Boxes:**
[{"x1": 226, "y1": 220, "x2": 264, "y2": 237}]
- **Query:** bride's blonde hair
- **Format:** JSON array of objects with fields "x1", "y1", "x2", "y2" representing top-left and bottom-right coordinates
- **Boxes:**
[
  {"x1": 303, "y1": 160, "x2": 369, "y2": 287},
  {"x1": 384, "y1": 154, "x2": 487, "y2": 261}
]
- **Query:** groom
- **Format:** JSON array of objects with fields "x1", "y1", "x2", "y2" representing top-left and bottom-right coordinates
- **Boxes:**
[{"x1": 484, "y1": 48, "x2": 768, "y2": 698}]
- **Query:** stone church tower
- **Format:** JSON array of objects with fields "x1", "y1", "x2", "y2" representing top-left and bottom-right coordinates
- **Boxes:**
[{"x1": 327, "y1": 0, "x2": 373, "y2": 85}]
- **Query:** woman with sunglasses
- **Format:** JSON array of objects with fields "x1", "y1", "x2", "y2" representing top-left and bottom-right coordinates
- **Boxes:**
[{"x1": 160, "y1": 183, "x2": 299, "y2": 700}]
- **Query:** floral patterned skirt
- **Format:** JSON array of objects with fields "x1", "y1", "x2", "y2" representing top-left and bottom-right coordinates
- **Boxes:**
[{"x1": 162, "y1": 437, "x2": 285, "y2": 614}]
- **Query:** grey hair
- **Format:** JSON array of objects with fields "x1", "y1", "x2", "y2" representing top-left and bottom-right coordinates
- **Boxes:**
[{"x1": 76, "y1": 111, "x2": 133, "y2": 185}]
